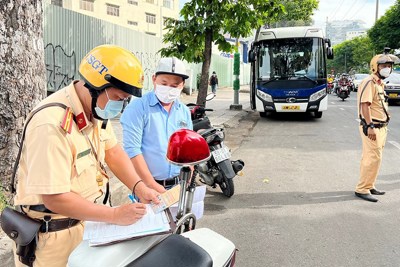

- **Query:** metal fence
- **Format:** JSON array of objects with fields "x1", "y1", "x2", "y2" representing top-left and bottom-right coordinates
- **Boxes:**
[{"x1": 43, "y1": 3, "x2": 250, "y2": 94}]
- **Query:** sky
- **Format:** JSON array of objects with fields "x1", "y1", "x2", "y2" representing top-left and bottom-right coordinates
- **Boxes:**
[
  {"x1": 312, "y1": 0, "x2": 397, "y2": 29},
  {"x1": 179, "y1": 0, "x2": 397, "y2": 29}
]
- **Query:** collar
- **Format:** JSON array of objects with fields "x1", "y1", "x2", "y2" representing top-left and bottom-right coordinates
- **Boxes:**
[
  {"x1": 372, "y1": 73, "x2": 383, "y2": 85},
  {"x1": 64, "y1": 81, "x2": 92, "y2": 131}
]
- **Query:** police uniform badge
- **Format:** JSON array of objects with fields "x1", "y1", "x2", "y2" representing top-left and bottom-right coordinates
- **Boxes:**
[{"x1": 60, "y1": 107, "x2": 74, "y2": 134}]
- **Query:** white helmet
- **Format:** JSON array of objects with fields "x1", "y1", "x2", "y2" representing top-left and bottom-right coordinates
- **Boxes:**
[{"x1": 155, "y1": 57, "x2": 189, "y2": 80}]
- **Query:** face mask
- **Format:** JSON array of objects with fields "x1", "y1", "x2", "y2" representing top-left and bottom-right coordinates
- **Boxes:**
[
  {"x1": 155, "y1": 84, "x2": 181, "y2": 104},
  {"x1": 379, "y1": 67, "x2": 391, "y2": 78},
  {"x1": 94, "y1": 89, "x2": 125, "y2": 119}
]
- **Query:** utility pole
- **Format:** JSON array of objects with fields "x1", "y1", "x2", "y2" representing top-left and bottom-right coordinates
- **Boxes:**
[
  {"x1": 230, "y1": 37, "x2": 242, "y2": 110},
  {"x1": 375, "y1": 0, "x2": 379, "y2": 22}
]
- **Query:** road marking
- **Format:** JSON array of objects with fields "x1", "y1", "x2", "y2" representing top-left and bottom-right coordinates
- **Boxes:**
[
  {"x1": 388, "y1": 141, "x2": 400, "y2": 150},
  {"x1": 340, "y1": 108, "x2": 345, "y2": 111},
  {"x1": 330, "y1": 102, "x2": 335, "y2": 104}
]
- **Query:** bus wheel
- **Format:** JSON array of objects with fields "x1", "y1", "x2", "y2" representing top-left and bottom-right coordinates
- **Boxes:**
[{"x1": 314, "y1": 112, "x2": 323, "y2": 118}]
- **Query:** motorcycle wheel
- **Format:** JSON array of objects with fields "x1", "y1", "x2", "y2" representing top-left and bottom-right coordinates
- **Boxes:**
[{"x1": 219, "y1": 177, "x2": 235, "y2": 197}]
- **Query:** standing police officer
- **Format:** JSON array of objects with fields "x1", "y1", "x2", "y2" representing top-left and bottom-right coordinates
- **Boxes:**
[
  {"x1": 355, "y1": 50, "x2": 399, "y2": 202},
  {"x1": 13, "y1": 45, "x2": 160, "y2": 266}
]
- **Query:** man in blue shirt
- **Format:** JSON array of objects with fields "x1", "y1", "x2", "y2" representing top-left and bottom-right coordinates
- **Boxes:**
[{"x1": 120, "y1": 57, "x2": 193, "y2": 193}]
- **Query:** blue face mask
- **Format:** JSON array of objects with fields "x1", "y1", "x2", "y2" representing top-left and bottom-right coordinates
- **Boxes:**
[{"x1": 94, "y1": 89, "x2": 125, "y2": 120}]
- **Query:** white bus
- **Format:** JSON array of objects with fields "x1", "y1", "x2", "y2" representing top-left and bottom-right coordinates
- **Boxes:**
[{"x1": 248, "y1": 26, "x2": 333, "y2": 118}]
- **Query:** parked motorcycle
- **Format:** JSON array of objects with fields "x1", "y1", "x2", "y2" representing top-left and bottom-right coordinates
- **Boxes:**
[
  {"x1": 68, "y1": 129, "x2": 236, "y2": 267},
  {"x1": 187, "y1": 94, "x2": 245, "y2": 197}
]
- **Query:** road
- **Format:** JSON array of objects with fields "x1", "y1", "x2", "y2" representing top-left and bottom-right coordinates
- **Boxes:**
[{"x1": 197, "y1": 93, "x2": 400, "y2": 267}]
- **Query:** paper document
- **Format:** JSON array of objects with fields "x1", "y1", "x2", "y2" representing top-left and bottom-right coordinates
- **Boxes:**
[
  {"x1": 83, "y1": 205, "x2": 171, "y2": 246},
  {"x1": 169, "y1": 185, "x2": 206, "y2": 220},
  {"x1": 151, "y1": 184, "x2": 181, "y2": 213}
]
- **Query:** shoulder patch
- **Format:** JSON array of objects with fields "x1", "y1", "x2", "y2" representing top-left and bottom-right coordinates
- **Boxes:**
[{"x1": 60, "y1": 107, "x2": 74, "y2": 134}]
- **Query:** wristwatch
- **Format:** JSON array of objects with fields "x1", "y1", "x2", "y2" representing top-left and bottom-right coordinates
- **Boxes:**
[{"x1": 368, "y1": 123, "x2": 375, "y2": 129}]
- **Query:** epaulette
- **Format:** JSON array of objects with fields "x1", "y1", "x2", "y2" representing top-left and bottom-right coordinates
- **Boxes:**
[{"x1": 60, "y1": 107, "x2": 74, "y2": 134}]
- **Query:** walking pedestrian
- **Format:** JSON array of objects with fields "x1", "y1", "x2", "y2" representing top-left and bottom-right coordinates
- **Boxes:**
[{"x1": 209, "y1": 71, "x2": 218, "y2": 94}]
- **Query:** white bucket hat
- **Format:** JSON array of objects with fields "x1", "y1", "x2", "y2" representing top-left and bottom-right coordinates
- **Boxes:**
[{"x1": 155, "y1": 57, "x2": 189, "y2": 80}]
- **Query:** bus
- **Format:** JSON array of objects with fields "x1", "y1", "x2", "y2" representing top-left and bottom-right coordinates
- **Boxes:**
[{"x1": 248, "y1": 26, "x2": 333, "y2": 118}]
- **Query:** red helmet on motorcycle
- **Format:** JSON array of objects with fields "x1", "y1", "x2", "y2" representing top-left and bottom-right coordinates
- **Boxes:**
[{"x1": 167, "y1": 129, "x2": 211, "y2": 166}]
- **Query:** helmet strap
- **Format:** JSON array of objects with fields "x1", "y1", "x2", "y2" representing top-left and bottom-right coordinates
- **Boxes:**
[{"x1": 84, "y1": 83, "x2": 105, "y2": 120}]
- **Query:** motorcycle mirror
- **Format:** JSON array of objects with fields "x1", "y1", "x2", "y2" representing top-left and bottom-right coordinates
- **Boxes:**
[{"x1": 206, "y1": 93, "x2": 215, "y2": 101}]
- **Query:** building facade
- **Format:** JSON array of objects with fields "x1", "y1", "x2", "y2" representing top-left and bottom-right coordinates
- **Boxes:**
[{"x1": 46, "y1": 0, "x2": 179, "y2": 38}]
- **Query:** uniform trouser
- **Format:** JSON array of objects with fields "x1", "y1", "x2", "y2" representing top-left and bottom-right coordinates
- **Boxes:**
[
  {"x1": 13, "y1": 210, "x2": 84, "y2": 267},
  {"x1": 356, "y1": 126, "x2": 387, "y2": 194}
]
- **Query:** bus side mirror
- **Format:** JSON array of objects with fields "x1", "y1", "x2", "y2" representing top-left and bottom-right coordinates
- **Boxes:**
[
  {"x1": 248, "y1": 50, "x2": 256, "y2": 62},
  {"x1": 327, "y1": 47, "x2": 334, "y2": 59}
]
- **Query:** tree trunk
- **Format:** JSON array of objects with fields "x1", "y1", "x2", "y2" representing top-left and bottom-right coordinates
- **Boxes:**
[
  {"x1": 196, "y1": 29, "x2": 213, "y2": 106},
  {"x1": 0, "y1": 1, "x2": 46, "y2": 196}
]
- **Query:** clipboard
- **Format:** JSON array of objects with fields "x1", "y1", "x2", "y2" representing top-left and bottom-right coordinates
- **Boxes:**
[{"x1": 84, "y1": 208, "x2": 177, "y2": 247}]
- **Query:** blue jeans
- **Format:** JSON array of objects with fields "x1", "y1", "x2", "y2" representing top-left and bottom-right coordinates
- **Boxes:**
[{"x1": 211, "y1": 84, "x2": 217, "y2": 93}]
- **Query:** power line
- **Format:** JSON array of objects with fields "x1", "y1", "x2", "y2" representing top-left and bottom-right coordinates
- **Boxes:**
[
  {"x1": 341, "y1": 0, "x2": 362, "y2": 20},
  {"x1": 329, "y1": 0, "x2": 346, "y2": 21}
]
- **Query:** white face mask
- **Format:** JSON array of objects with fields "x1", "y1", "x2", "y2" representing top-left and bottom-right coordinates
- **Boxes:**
[
  {"x1": 379, "y1": 67, "x2": 392, "y2": 78},
  {"x1": 155, "y1": 84, "x2": 181, "y2": 104}
]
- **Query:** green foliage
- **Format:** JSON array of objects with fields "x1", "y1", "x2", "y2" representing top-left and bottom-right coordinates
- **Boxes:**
[
  {"x1": 327, "y1": 36, "x2": 374, "y2": 74},
  {"x1": 368, "y1": 0, "x2": 400, "y2": 51},
  {"x1": 0, "y1": 189, "x2": 7, "y2": 211}
]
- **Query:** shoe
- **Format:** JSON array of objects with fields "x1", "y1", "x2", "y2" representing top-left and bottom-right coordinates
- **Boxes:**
[
  {"x1": 370, "y1": 188, "x2": 385, "y2": 195},
  {"x1": 355, "y1": 192, "x2": 378, "y2": 202}
]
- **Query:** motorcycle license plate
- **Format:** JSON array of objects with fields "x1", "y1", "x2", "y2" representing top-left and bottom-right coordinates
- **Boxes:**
[
  {"x1": 212, "y1": 146, "x2": 231, "y2": 163},
  {"x1": 282, "y1": 105, "x2": 300, "y2": 110},
  {"x1": 389, "y1": 93, "x2": 397, "y2": 98}
]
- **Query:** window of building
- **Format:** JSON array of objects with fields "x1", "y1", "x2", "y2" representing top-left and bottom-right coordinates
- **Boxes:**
[
  {"x1": 128, "y1": 20, "x2": 138, "y2": 26},
  {"x1": 146, "y1": 0, "x2": 154, "y2": 4},
  {"x1": 146, "y1": 32, "x2": 156, "y2": 36},
  {"x1": 163, "y1": 0, "x2": 172, "y2": 9},
  {"x1": 106, "y1": 4, "x2": 120, "y2": 16},
  {"x1": 146, "y1": 13, "x2": 156, "y2": 24},
  {"x1": 128, "y1": 0, "x2": 138, "y2": 5},
  {"x1": 51, "y1": 0, "x2": 63, "y2": 7},
  {"x1": 80, "y1": 0, "x2": 94, "y2": 11}
]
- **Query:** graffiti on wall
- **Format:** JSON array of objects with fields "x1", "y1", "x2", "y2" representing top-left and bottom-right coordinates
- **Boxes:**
[
  {"x1": 45, "y1": 43, "x2": 76, "y2": 92},
  {"x1": 134, "y1": 51, "x2": 159, "y2": 90}
]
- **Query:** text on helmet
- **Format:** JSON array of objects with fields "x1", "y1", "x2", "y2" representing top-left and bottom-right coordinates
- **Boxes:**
[{"x1": 86, "y1": 54, "x2": 109, "y2": 75}]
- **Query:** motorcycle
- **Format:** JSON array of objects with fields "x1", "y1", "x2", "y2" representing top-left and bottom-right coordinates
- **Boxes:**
[
  {"x1": 337, "y1": 81, "x2": 350, "y2": 101},
  {"x1": 187, "y1": 94, "x2": 245, "y2": 197},
  {"x1": 68, "y1": 129, "x2": 236, "y2": 267},
  {"x1": 327, "y1": 82, "x2": 334, "y2": 94}
]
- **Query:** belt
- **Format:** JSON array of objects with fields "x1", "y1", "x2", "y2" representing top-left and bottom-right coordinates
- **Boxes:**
[
  {"x1": 39, "y1": 217, "x2": 81, "y2": 233},
  {"x1": 22, "y1": 205, "x2": 81, "y2": 232},
  {"x1": 155, "y1": 176, "x2": 180, "y2": 187},
  {"x1": 373, "y1": 123, "x2": 388, "y2": 129}
]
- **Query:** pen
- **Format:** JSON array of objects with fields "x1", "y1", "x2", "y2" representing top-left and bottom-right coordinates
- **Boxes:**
[{"x1": 128, "y1": 194, "x2": 137, "y2": 203}]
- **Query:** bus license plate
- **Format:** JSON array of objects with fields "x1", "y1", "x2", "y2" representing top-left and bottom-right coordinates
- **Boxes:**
[
  {"x1": 282, "y1": 105, "x2": 300, "y2": 110},
  {"x1": 389, "y1": 93, "x2": 397, "y2": 98},
  {"x1": 211, "y1": 146, "x2": 231, "y2": 163}
]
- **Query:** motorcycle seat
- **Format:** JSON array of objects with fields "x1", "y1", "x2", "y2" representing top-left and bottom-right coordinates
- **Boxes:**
[
  {"x1": 126, "y1": 234, "x2": 213, "y2": 267},
  {"x1": 197, "y1": 127, "x2": 216, "y2": 137}
]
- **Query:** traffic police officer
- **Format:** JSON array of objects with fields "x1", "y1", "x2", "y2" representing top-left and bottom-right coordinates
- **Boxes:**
[
  {"x1": 13, "y1": 45, "x2": 160, "y2": 266},
  {"x1": 355, "y1": 50, "x2": 399, "y2": 202}
]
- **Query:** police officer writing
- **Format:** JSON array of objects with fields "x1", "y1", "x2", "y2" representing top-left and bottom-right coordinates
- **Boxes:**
[
  {"x1": 13, "y1": 45, "x2": 160, "y2": 266},
  {"x1": 355, "y1": 50, "x2": 399, "y2": 202}
]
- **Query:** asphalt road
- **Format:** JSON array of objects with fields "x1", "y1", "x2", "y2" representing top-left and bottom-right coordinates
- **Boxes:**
[{"x1": 197, "y1": 93, "x2": 400, "y2": 267}]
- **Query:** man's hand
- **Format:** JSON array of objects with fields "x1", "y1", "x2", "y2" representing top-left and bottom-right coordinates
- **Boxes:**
[
  {"x1": 112, "y1": 203, "x2": 147, "y2": 226},
  {"x1": 367, "y1": 127, "x2": 377, "y2": 141},
  {"x1": 135, "y1": 181, "x2": 161, "y2": 204}
]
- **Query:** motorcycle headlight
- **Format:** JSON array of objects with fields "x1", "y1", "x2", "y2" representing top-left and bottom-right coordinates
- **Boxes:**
[
  {"x1": 310, "y1": 88, "x2": 327, "y2": 102},
  {"x1": 257, "y1": 90, "x2": 272, "y2": 102}
]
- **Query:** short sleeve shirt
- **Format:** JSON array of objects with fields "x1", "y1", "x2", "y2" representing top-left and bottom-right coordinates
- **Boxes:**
[
  {"x1": 357, "y1": 74, "x2": 389, "y2": 122},
  {"x1": 14, "y1": 82, "x2": 117, "y2": 206},
  {"x1": 120, "y1": 91, "x2": 193, "y2": 180}
]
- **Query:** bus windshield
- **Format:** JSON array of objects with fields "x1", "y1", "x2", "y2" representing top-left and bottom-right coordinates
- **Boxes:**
[{"x1": 256, "y1": 37, "x2": 325, "y2": 81}]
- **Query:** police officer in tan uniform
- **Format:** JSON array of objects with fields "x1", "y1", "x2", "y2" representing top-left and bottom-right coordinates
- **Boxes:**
[
  {"x1": 355, "y1": 51, "x2": 399, "y2": 202},
  {"x1": 13, "y1": 45, "x2": 160, "y2": 266}
]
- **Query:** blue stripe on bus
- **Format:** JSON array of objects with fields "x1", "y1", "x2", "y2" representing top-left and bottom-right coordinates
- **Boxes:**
[{"x1": 257, "y1": 84, "x2": 326, "y2": 98}]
